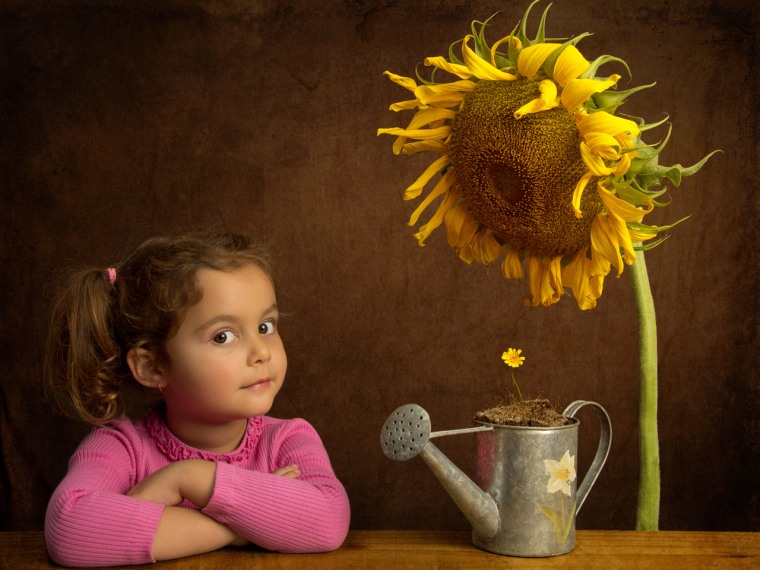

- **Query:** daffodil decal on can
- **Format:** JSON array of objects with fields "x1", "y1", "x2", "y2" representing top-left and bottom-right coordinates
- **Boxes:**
[
  {"x1": 378, "y1": 0, "x2": 716, "y2": 309},
  {"x1": 537, "y1": 450, "x2": 578, "y2": 544}
]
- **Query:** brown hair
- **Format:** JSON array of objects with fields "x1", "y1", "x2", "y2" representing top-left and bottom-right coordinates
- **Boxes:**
[{"x1": 44, "y1": 231, "x2": 273, "y2": 426}]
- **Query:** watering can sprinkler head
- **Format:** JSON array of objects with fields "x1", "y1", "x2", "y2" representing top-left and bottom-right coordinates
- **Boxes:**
[
  {"x1": 380, "y1": 403, "x2": 431, "y2": 461},
  {"x1": 380, "y1": 404, "x2": 495, "y2": 461}
]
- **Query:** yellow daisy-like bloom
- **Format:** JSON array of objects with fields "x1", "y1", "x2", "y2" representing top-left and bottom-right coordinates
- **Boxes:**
[
  {"x1": 502, "y1": 348, "x2": 525, "y2": 368},
  {"x1": 378, "y1": 1, "x2": 714, "y2": 309}
]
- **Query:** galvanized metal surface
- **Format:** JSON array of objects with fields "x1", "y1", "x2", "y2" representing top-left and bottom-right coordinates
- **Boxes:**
[{"x1": 379, "y1": 400, "x2": 612, "y2": 558}]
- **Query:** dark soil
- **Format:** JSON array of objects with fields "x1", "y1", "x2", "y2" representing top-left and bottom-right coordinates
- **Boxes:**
[{"x1": 474, "y1": 398, "x2": 570, "y2": 427}]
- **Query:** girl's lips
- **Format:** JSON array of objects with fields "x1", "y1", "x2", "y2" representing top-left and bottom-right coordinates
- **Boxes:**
[{"x1": 244, "y1": 379, "x2": 272, "y2": 391}]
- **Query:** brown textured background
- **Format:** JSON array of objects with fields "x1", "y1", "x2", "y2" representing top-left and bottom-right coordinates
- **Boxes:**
[{"x1": 1, "y1": 0, "x2": 757, "y2": 533}]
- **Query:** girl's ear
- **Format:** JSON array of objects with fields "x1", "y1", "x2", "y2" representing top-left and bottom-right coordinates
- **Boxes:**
[{"x1": 127, "y1": 347, "x2": 167, "y2": 389}]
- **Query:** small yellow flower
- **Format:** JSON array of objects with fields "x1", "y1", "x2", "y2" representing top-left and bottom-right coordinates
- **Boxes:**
[
  {"x1": 502, "y1": 348, "x2": 525, "y2": 368},
  {"x1": 544, "y1": 451, "x2": 577, "y2": 496}
]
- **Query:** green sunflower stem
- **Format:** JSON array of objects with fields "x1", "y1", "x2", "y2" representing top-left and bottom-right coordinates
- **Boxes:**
[{"x1": 629, "y1": 247, "x2": 660, "y2": 531}]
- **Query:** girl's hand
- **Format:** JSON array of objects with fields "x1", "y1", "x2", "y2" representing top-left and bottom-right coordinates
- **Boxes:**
[
  {"x1": 273, "y1": 464, "x2": 300, "y2": 479},
  {"x1": 128, "y1": 460, "x2": 216, "y2": 508}
]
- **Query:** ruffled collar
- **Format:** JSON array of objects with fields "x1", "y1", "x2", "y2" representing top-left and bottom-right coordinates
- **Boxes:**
[{"x1": 146, "y1": 412, "x2": 263, "y2": 465}]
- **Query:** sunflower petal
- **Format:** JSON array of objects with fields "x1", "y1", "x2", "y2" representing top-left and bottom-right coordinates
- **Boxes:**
[
  {"x1": 501, "y1": 246, "x2": 524, "y2": 279},
  {"x1": 444, "y1": 201, "x2": 478, "y2": 255},
  {"x1": 424, "y1": 56, "x2": 473, "y2": 80},
  {"x1": 561, "y1": 74, "x2": 620, "y2": 111},
  {"x1": 525, "y1": 255, "x2": 563, "y2": 307},
  {"x1": 577, "y1": 110, "x2": 640, "y2": 139},
  {"x1": 404, "y1": 155, "x2": 451, "y2": 200},
  {"x1": 590, "y1": 215, "x2": 624, "y2": 276},
  {"x1": 413, "y1": 171, "x2": 457, "y2": 245},
  {"x1": 562, "y1": 249, "x2": 598, "y2": 310},
  {"x1": 514, "y1": 79, "x2": 559, "y2": 119},
  {"x1": 463, "y1": 35, "x2": 517, "y2": 80},
  {"x1": 400, "y1": 140, "x2": 448, "y2": 155},
  {"x1": 383, "y1": 71, "x2": 417, "y2": 92},
  {"x1": 572, "y1": 171, "x2": 594, "y2": 219},
  {"x1": 406, "y1": 108, "x2": 456, "y2": 130},
  {"x1": 597, "y1": 184, "x2": 653, "y2": 222},
  {"x1": 517, "y1": 43, "x2": 562, "y2": 78},
  {"x1": 552, "y1": 45, "x2": 590, "y2": 86},
  {"x1": 377, "y1": 126, "x2": 451, "y2": 141},
  {"x1": 583, "y1": 132, "x2": 621, "y2": 160},
  {"x1": 469, "y1": 231, "x2": 502, "y2": 265},
  {"x1": 389, "y1": 99, "x2": 420, "y2": 112},
  {"x1": 580, "y1": 142, "x2": 614, "y2": 177}
]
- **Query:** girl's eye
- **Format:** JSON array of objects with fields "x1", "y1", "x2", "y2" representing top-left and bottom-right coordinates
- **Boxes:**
[
  {"x1": 259, "y1": 321, "x2": 276, "y2": 335},
  {"x1": 212, "y1": 331, "x2": 236, "y2": 345}
]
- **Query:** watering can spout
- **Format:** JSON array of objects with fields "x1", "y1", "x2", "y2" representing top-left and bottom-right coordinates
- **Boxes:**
[
  {"x1": 380, "y1": 404, "x2": 500, "y2": 540},
  {"x1": 419, "y1": 440, "x2": 500, "y2": 539}
]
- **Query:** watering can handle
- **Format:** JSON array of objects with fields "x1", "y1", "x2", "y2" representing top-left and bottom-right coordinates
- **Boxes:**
[{"x1": 562, "y1": 400, "x2": 612, "y2": 514}]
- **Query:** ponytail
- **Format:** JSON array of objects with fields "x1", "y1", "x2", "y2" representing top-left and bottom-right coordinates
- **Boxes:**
[{"x1": 45, "y1": 268, "x2": 126, "y2": 425}]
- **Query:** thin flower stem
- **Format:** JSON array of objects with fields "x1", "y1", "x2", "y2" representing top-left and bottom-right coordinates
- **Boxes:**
[
  {"x1": 511, "y1": 368, "x2": 524, "y2": 403},
  {"x1": 629, "y1": 248, "x2": 660, "y2": 531}
]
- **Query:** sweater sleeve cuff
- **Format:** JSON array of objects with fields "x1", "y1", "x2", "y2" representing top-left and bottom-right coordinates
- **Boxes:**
[{"x1": 201, "y1": 461, "x2": 237, "y2": 523}]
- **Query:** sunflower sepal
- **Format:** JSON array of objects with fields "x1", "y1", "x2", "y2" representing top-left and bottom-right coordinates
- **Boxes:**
[
  {"x1": 587, "y1": 83, "x2": 654, "y2": 114},
  {"x1": 581, "y1": 54, "x2": 631, "y2": 80},
  {"x1": 634, "y1": 235, "x2": 671, "y2": 251},
  {"x1": 517, "y1": 0, "x2": 552, "y2": 47},
  {"x1": 636, "y1": 150, "x2": 719, "y2": 190},
  {"x1": 629, "y1": 216, "x2": 690, "y2": 238},
  {"x1": 612, "y1": 179, "x2": 668, "y2": 207}
]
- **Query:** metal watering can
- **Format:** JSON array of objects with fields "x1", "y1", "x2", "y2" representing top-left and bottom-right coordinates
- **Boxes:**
[{"x1": 380, "y1": 401, "x2": 611, "y2": 557}]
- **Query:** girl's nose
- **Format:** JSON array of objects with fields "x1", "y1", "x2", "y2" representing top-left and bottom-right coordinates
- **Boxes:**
[{"x1": 247, "y1": 335, "x2": 271, "y2": 365}]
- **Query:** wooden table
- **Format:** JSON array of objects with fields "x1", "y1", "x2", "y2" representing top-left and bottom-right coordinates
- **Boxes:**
[{"x1": 1, "y1": 530, "x2": 757, "y2": 569}]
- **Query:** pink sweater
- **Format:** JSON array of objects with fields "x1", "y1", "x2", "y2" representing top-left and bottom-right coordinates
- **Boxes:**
[{"x1": 45, "y1": 413, "x2": 351, "y2": 566}]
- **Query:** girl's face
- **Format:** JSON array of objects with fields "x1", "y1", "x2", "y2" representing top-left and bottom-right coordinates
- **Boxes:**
[{"x1": 161, "y1": 264, "x2": 287, "y2": 432}]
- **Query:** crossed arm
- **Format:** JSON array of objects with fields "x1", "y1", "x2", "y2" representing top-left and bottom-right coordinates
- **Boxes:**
[{"x1": 127, "y1": 460, "x2": 299, "y2": 560}]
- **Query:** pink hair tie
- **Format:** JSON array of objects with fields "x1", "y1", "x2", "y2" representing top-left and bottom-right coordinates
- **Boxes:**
[{"x1": 106, "y1": 267, "x2": 117, "y2": 285}]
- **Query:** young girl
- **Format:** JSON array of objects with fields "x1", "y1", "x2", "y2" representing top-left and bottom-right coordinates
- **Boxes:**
[{"x1": 44, "y1": 232, "x2": 350, "y2": 566}]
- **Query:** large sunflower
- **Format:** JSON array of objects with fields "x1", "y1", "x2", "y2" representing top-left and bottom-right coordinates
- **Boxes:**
[{"x1": 378, "y1": 1, "x2": 713, "y2": 309}]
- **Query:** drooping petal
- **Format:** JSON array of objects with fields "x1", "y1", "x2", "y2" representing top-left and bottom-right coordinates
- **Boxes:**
[
  {"x1": 517, "y1": 43, "x2": 562, "y2": 78},
  {"x1": 525, "y1": 254, "x2": 563, "y2": 307},
  {"x1": 561, "y1": 75, "x2": 620, "y2": 111},
  {"x1": 577, "y1": 110, "x2": 640, "y2": 139},
  {"x1": 561, "y1": 249, "x2": 599, "y2": 310},
  {"x1": 580, "y1": 142, "x2": 615, "y2": 177},
  {"x1": 413, "y1": 171, "x2": 457, "y2": 245},
  {"x1": 514, "y1": 79, "x2": 559, "y2": 119},
  {"x1": 552, "y1": 45, "x2": 590, "y2": 86},
  {"x1": 597, "y1": 184, "x2": 653, "y2": 222},
  {"x1": 444, "y1": 200, "x2": 478, "y2": 256},
  {"x1": 583, "y1": 132, "x2": 622, "y2": 160},
  {"x1": 571, "y1": 171, "x2": 594, "y2": 218},
  {"x1": 462, "y1": 35, "x2": 518, "y2": 80},
  {"x1": 377, "y1": 125, "x2": 451, "y2": 141},
  {"x1": 469, "y1": 230, "x2": 503, "y2": 265},
  {"x1": 590, "y1": 215, "x2": 624, "y2": 276},
  {"x1": 489, "y1": 35, "x2": 513, "y2": 68},
  {"x1": 400, "y1": 140, "x2": 449, "y2": 155},
  {"x1": 501, "y1": 246, "x2": 524, "y2": 279},
  {"x1": 414, "y1": 81, "x2": 476, "y2": 107},
  {"x1": 424, "y1": 56, "x2": 473, "y2": 80},
  {"x1": 406, "y1": 107, "x2": 457, "y2": 130},
  {"x1": 383, "y1": 71, "x2": 417, "y2": 92},
  {"x1": 389, "y1": 99, "x2": 420, "y2": 112},
  {"x1": 403, "y1": 155, "x2": 451, "y2": 200}
]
